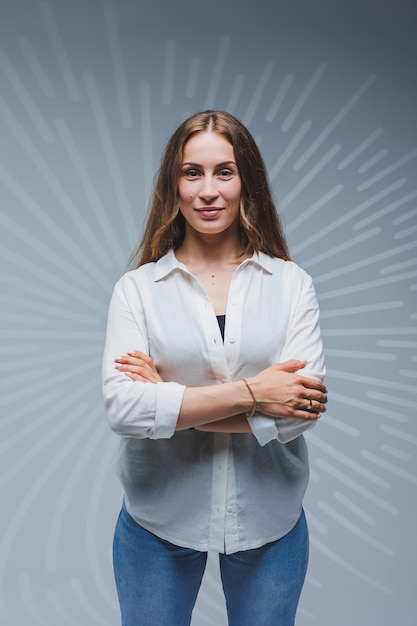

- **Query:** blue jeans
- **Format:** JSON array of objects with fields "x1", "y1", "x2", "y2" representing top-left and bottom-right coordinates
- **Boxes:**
[{"x1": 113, "y1": 504, "x2": 308, "y2": 626}]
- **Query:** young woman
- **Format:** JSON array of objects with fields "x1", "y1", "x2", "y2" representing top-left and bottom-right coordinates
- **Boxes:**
[{"x1": 102, "y1": 110, "x2": 327, "y2": 625}]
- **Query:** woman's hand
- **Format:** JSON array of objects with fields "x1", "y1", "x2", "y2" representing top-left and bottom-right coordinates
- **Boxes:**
[
  {"x1": 247, "y1": 359, "x2": 327, "y2": 420},
  {"x1": 115, "y1": 351, "x2": 162, "y2": 383}
]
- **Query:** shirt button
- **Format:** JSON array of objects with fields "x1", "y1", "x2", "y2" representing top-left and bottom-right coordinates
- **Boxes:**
[
  {"x1": 228, "y1": 337, "x2": 236, "y2": 344},
  {"x1": 227, "y1": 506, "x2": 233, "y2": 514}
]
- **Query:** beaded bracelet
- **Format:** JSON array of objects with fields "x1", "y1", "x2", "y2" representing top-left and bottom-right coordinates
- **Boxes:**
[{"x1": 242, "y1": 379, "x2": 257, "y2": 418}]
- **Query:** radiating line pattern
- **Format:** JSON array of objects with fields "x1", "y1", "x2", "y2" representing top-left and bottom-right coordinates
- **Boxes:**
[
  {"x1": 0, "y1": 1, "x2": 416, "y2": 625},
  {"x1": 337, "y1": 127, "x2": 384, "y2": 170},
  {"x1": 0, "y1": 46, "x2": 55, "y2": 144},
  {"x1": 104, "y1": 0, "x2": 132, "y2": 128},
  {"x1": 39, "y1": 1, "x2": 81, "y2": 101},
  {"x1": 281, "y1": 62, "x2": 326, "y2": 132}
]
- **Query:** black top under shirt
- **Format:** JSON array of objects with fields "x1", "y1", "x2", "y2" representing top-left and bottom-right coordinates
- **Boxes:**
[{"x1": 216, "y1": 315, "x2": 225, "y2": 342}]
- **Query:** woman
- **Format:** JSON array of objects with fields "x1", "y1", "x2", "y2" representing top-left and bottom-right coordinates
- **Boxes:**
[{"x1": 102, "y1": 110, "x2": 327, "y2": 625}]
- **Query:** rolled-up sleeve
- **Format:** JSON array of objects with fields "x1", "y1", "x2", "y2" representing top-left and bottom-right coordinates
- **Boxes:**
[
  {"x1": 102, "y1": 276, "x2": 185, "y2": 439},
  {"x1": 247, "y1": 415, "x2": 279, "y2": 447},
  {"x1": 249, "y1": 264, "x2": 326, "y2": 446}
]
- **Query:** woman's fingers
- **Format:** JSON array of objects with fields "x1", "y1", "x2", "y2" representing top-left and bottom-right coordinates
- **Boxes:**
[
  {"x1": 299, "y1": 374, "x2": 327, "y2": 394},
  {"x1": 273, "y1": 361, "x2": 327, "y2": 397},
  {"x1": 275, "y1": 359, "x2": 307, "y2": 373},
  {"x1": 308, "y1": 398, "x2": 326, "y2": 413},
  {"x1": 127, "y1": 350, "x2": 155, "y2": 365},
  {"x1": 115, "y1": 352, "x2": 162, "y2": 383},
  {"x1": 125, "y1": 372, "x2": 151, "y2": 382},
  {"x1": 298, "y1": 384, "x2": 327, "y2": 407},
  {"x1": 291, "y1": 381, "x2": 327, "y2": 413},
  {"x1": 261, "y1": 396, "x2": 326, "y2": 420},
  {"x1": 261, "y1": 396, "x2": 324, "y2": 421}
]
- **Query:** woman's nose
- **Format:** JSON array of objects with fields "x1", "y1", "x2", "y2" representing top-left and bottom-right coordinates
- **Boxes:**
[{"x1": 199, "y1": 176, "x2": 219, "y2": 200}]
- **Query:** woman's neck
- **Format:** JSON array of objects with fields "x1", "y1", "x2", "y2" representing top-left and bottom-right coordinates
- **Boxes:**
[
  {"x1": 176, "y1": 231, "x2": 247, "y2": 269},
  {"x1": 175, "y1": 237, "x2": 249, "y2": 315}
]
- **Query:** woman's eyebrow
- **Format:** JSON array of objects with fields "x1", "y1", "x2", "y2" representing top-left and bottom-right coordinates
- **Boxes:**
[{"x1": 181, "y1": 160, "x2": 237, "y2": 167}]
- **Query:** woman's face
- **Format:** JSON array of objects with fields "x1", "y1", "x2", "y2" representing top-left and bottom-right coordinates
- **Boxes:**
[{"x1": 177, "y1": 131, "x2": 242, "y2": 240}]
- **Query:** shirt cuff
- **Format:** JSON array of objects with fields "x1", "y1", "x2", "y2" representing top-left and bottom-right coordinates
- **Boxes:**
[
  {"x1": 275, "y1": 417, "x2": 316, "y2": 443},
  {"x1": 150, "y1": 382, "x2": 185, "y2": 439},
  {"x1": 248, "y1": 414, "x2": 317, "y2": 445},
  {"x1": 247, "y1": 414, "x2": 279, "y2": 446}
]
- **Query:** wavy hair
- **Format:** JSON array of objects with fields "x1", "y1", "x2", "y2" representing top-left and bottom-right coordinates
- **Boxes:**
[{"x1": 129, "y1": 110, "x2": 291, "y2": 268}]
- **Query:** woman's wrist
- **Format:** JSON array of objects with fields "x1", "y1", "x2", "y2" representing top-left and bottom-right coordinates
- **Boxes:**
[{"x1": 242, "y1": 379, "x2": 257, "y2": 417}]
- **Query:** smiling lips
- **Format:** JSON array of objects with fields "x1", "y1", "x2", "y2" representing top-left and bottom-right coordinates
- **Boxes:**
[{"x1": 195, "y1": 207, "x2": 224, "y2": 218}]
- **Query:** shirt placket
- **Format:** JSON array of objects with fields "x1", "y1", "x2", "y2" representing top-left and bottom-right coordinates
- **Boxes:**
[
  {"x1": 208, "y1": 433, "x2": 230, "y2": 551},
  {"x1": 196, "y1": 269, "x2": 246, "y2": 552},
  {"x1": 221, "y1": 267, "x2": 246, "y2": 552},
  {"x1": 196, "y1": 292, "x2": 228, "y2": 550}
]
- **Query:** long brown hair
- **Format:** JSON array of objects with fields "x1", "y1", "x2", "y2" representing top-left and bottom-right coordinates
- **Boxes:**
[{"x1": 129, "y1": 110, "x2": 291, "y2": 268}]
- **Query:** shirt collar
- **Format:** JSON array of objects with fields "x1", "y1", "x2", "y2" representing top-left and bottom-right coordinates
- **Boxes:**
[{"x1": 154, "y1": 248, "x2": 274, "y2": 281}]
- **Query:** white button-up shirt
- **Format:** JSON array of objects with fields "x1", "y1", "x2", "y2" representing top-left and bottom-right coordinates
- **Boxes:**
[{"x1": 102, "y1": 250, "x2": 325, "y2": 554}]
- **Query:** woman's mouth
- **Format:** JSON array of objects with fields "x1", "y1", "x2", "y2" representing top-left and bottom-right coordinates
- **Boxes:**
[{"x1": 195, "y1": 207, "x2": 224, "y2": 218}]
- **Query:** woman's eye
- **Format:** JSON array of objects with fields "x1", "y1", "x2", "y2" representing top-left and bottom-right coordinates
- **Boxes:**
[
  {"x1": 184, "y1": 169, "x2": 200, "y2": 178},
  {"x1": 218, "y1": 169, "x2": 233, "y2": 178}
]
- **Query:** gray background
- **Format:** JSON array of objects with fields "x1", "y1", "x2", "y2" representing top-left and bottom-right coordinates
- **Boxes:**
[{"x1": 1, "y1": 0, "x2": 416, "y2": 624}]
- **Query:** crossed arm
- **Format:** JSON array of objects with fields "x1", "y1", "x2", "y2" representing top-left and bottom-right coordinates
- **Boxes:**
[{"x1": 115, "y1": 351, "x2": 327, "y2": 433}]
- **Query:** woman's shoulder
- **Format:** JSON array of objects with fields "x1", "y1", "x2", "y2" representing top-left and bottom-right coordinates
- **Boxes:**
[
  {"x1": 113, "y1": 249, "x2": 177, "y2": 290},
  {"x1": 113, "y1": 260, "x2": 157, "y2": 292},
  {"x1": 265, "y1": 255, "x2": 312, "y2": 282}
]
